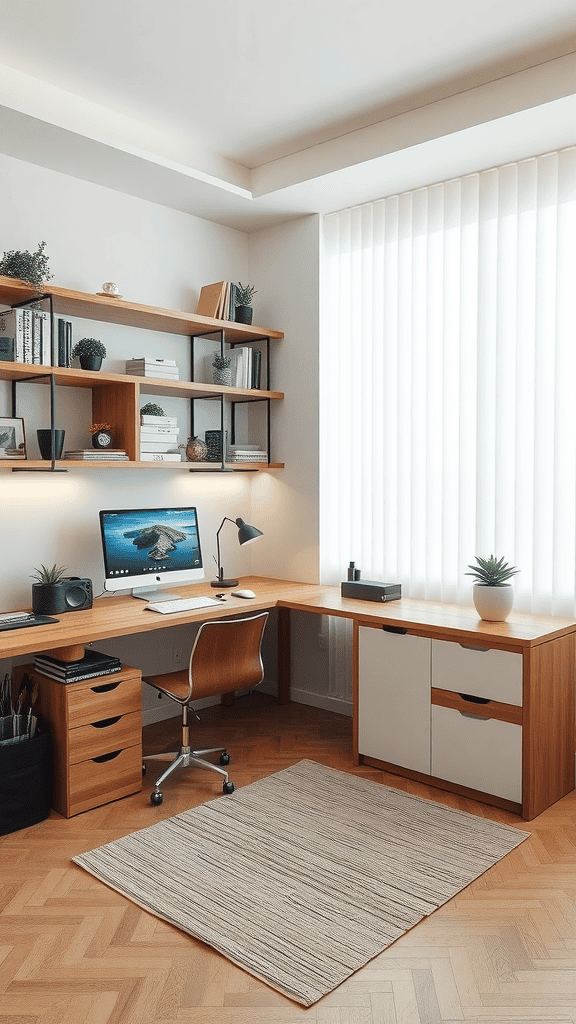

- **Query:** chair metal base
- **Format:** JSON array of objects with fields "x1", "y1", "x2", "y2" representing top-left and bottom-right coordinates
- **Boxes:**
[{"x1": 148, "y1": 744, "x2": 233, "y2": 803}]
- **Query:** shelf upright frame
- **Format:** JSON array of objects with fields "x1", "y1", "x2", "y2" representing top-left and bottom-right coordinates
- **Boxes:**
[{"x1": 9, "y1": 291, "x2": 67, "y2": 472}]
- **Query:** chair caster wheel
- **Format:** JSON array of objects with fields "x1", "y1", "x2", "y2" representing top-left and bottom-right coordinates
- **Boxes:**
[
  {"x1": 223, "y1": 781, "x2": 235, "y2": 794},
  {"x1": 219, "y1": 752, "x2": 231, "y2": 766},
  {"x1": 150, "y1": 790, "x2": 163, "y2": 805}
]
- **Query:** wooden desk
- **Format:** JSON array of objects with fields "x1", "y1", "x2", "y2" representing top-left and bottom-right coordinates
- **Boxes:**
[{"x1": 4, "y1": 578, "x2": 576, "y2": 820}]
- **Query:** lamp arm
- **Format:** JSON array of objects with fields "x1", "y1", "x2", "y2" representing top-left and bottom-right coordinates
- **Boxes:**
[{"x1": 215, "y1": 517, "x2": 236, "y2": 580}]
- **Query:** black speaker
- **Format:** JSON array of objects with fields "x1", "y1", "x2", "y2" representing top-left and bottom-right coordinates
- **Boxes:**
[{"x1": 31, "y1": 578, "x2": 93, "y2": 615}]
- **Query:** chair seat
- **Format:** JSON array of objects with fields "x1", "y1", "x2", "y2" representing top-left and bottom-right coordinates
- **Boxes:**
[{"x1": 145, "y1": 669, "x2": 190, "y2": 703}]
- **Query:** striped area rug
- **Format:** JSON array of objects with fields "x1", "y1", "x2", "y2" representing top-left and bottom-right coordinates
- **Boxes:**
[{"x1": 73, "y1": 759, "x2": 528, "y2": 1006}]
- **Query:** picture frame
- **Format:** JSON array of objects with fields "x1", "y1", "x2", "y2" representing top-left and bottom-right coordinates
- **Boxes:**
[{"x1": 0, "y1": 417, "x2": 26, "y2": 459}]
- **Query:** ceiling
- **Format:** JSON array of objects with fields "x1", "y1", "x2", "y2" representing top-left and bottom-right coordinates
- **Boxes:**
[{"x1": 1, "y1": 0, "x2": 576, "y2": 230}]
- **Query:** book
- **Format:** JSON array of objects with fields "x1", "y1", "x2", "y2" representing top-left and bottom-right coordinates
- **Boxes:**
[
  {"x1": 140, "y1": 427, "x2": 179, "y2": 437},
  {"x1": 141, "y1": 415, "x2": 178, "y2": 426},
  {"x1": 58, "y1": 319, "x2": 72, "y2": 367},
  {"x1": 140, "y1": 441, "x2": 179, "y2": 452},
  {"x1": 139, "y1": 451, "x2": 182, "y2": 461},
  {"x1": 195, "y1": 281, "x2": 226, "y2": 318},
  {"x1": 33, "y1": 663, "x2": 122, "y2": 684},
  {"x1": 34, "y1": 649, "x2": 121, "y2": 674},
  {"x1": 126, "y1": 358, "x2": 177, "y2": 367},
  {"x1": 64, "y1": 450, "x2": 128, "y2": 460},
  {"x1": 0, "y1": 308, "x2": 24, "y2": 362}
]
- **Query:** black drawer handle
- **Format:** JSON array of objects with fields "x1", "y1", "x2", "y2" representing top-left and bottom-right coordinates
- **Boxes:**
[
  {"x1": 91, "y1": 716, "x2": 121, "y2": 729},
  {"x1": 382, "y1": 625, "x2": 407, "y2": 634},
  {"x1": 459, "y1": 643, "x2": 490, "y2": 652},
  {"x1": 459, "y1": 711, "x2": 491, "y2": 720},
  {"x1": 458, "y1": 693, "x2": 490, "y2": 704},
  {"x1": 90, "y1": 681, "x2": 121, "y2": 693},
  {"x1": 92, "y1": 749, "x2": 122, "y2": 763}
]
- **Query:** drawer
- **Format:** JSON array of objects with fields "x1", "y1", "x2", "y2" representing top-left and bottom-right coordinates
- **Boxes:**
[
  {"x1": 431, "y1": 705, "x2": 522, "y2": 802},
  {"x1": 68, "y1": 710, "x2": 141, "y2": 765},
  {"x1": 432, "y1": 639, "x2": 522, "y2": 705},
  {"x1": 68, "y1": 744, "x2": 142, "y2": 816},
  {"x1": 66, "y1": 673, "x2": 142, "y2": 728}
]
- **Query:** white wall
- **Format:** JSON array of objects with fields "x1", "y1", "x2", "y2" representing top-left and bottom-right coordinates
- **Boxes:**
[{"x1": 248, "y1": 216, "x2": 321, "y2": 583}]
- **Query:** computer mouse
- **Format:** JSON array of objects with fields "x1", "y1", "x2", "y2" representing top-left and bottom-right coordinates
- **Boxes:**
[{"x1": 232, "y1": 589, "x2": 255, "y2": 599}]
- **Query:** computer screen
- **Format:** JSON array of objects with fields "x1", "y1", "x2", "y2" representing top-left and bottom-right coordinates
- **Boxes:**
[{"x1": 99, "y1": 506, "x2": 205, "y2": 598}]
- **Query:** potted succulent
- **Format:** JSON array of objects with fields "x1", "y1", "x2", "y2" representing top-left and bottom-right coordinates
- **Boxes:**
[
  {"x1": 212, "y1": 353, "x2": 232, "y2": 386},
  {"x1": 71, "y1": 337, "x2": 107, "y2": 371},
  {"x1": 31, "y1": 563, "x2": 69, "y2": 614},
  {"x1": 140, "y1": 402, "x2": 165, "y2": 417},
  {"x1": 0, "y1": 241, "x2": 53, "y2": 289},
  {"x1": 466, "y1": 554, "x2": 519, "y2": 621},
  {"x1": 234, "y1": 283, "x2": 257, "y2": 325}
]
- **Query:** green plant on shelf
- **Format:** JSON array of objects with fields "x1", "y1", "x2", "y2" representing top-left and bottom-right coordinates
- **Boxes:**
[
  {"x1": 30, "y1": 563, "x2": 68, "y2": 584},
  {"x1": 465, "y1": 554, "x2": 519, "y2": 586},
  {"x1": 71, "y1": 337, "x2": 107, "y2": 359},
  {"x1": 0, "y1": 240, "x2": 53, "y2": 288},
  {"x1": 140, "y1": 402, "x2": 165, "y2": 416},
  {"x1": 235, "y1": 283, "x2": 257, "y2": 306}
]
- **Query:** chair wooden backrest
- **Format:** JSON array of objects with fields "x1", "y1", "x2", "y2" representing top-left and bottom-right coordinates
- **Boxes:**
[{"x1": 144, "y1": 612, "x2": 269, "y2": 705}]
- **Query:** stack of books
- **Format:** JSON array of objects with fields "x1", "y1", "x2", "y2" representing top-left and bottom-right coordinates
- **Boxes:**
[
  {"x1": 226, "y1": 444, "x2": 267, "y2": 463},
  {"x1": 64, "y1": 449, "x2": 129, "y2": 460},
  {"x1": 229, "y1": 346, "x2": 261, "y2": 389},
  {"x1": 140, "y1": 413, "x2": 181, "y2": 461},
  {"x1": 0, "y1": 308, "x2": 52, "y2": 364},
  {"x1": 0, "y1": 448, "x2": 25, "y2": 460},
  {"x1": 33, "y1": 649, "x2": 122, "y2": 683},
  {"x1": 196, "y1": 281, "x2": 238, "y2": 320},
  {"x1": 125, "y1": 358, "x2": 180, "y2": 380}
]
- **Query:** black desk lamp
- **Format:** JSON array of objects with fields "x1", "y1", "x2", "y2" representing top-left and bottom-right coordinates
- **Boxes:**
[{"x1": 211, "y1": 517, "x2": 263, "y2": 587}]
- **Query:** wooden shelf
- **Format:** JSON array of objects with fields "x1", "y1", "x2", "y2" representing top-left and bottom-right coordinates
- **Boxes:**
[
  {"x1": 3, "y1": 459, "x2": 284, "y2": 471},
  {"x1": 0, "y1": 277, "x2": 284, "y2": 342},
  {"x1": 0, "y1": 276, "x2": 284, "y2": 472}
]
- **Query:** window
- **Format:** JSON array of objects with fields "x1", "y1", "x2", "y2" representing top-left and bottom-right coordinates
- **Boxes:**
[{"x1": 321, "y1": 148, "x2": 576, "y2": 616}]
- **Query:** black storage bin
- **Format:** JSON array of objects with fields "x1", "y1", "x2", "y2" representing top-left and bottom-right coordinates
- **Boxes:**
[{"x1": 0, "y1": 731, "x2": 52, "y2": 835}]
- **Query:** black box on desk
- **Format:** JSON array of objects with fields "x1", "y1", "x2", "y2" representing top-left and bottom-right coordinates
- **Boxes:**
[{"x1": 341, "y1": 580, "x2": 402, "y2": 602}]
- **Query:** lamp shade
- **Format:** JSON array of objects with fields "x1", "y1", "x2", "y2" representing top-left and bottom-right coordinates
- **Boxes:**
[{"x1": 236, "y1": 518, "x2": 263, "y2": 546}]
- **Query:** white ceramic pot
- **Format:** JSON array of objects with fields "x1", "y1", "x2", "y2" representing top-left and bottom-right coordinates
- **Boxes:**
[{"x1": 472, "y1": 583, "x2": 514, "y2": 621}]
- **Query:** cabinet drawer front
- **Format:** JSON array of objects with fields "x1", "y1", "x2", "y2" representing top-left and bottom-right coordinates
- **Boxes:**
[
  {"x1": 68, "y1": 710, "x2": 141, "y2": 765},
  {"x1": 67, "y1": 675, "x2": 142, "y2": 728},
  {"x1": 68, "y1": 745, "x2": 142, "y2": 816},
  {"x1": 431, "y1": 705, "x2": 522, "y2": 802},
  {"x1": 432, "y1": 639, "x2": 522, "y2": 705},
  {"x1": 358, "y1": 626, "x2": 431, "y2": 774}
]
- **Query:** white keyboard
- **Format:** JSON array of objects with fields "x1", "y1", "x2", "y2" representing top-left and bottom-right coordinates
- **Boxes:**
[{"x1": 145, "y1": 596, "x2": 222, "y2": 615}]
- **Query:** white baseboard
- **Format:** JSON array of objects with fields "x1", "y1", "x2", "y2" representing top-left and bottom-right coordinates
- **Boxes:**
[{"x1": 143, "y1": 684, "x2": 353, "y2": 727}]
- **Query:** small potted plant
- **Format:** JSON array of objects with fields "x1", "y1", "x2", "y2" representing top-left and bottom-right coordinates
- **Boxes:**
[
  {"x1": 31, "y1": 563, "x2": 69, "y2": 614},
  {"x1": 140, "y1": 402, "x2": 165, "y2": 418},
  {"x1": 465, "y1": 554, "x2": 519, "y2": 621},
  {"x1": 71, "y1": 337, "x2": 107, "y2": 371},
  {"x1": 0, "y1": 241, "x2": 53, "y2": 289},
  {"x1": 212, "y1": 353, "x2": 232, "y2": 386},
  {"x1": 234, "y1": 283, "x2": 257, "y2": 325}
]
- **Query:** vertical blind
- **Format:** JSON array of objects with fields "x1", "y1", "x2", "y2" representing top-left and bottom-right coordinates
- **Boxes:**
[{"x1": 320, "y1": 148, "x2": 576, "y2": 617}]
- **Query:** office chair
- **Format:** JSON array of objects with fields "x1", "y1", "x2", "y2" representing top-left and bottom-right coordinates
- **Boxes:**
[{"x1": 143, "y1": 611, "x2": 269, "y2": 804}]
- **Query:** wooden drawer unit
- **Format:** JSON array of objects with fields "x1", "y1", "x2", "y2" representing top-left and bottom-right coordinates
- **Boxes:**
[{"x1": 30, "y1": 664, "x2": 142, "y2": 818}]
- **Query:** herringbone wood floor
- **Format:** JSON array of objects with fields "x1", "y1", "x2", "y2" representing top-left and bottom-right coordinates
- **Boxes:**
[{"x1": 1, "y1": 692, "x2": 576, "y2": 1023}]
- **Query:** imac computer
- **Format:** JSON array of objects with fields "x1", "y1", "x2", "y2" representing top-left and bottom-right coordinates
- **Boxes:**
[{"x1": 99, "y1": 506, "x2": 205, "y2": 600}]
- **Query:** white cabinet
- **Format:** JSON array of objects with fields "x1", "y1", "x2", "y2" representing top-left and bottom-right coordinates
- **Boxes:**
[{"x1": 358, "y1": 626, "x2": 431, "y2": 773}]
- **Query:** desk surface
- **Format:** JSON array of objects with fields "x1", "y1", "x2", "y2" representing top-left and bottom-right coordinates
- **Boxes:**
[{"x1": 1, "y1": 575, "x2": 575, "y2": 661}]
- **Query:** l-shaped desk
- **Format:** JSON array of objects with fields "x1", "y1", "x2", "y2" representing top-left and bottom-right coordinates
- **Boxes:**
[{"x1": 3, "y1": 575, "x2": 575, "y2": 821}]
